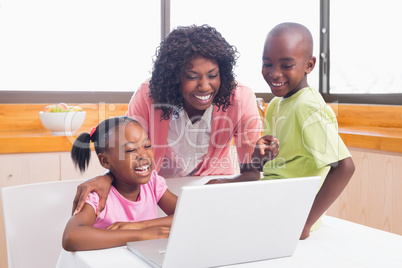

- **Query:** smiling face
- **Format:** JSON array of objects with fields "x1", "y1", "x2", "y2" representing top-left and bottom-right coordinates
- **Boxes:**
[
  {"x1": 261, "y1": 31, "x2": 316, "y2": 98},
  {"x1": 100, "y1": 121, "x2": 154, "y2": 190},
  {"x1": 180, "y1": 56, "x2": 221, "y2": 119}
]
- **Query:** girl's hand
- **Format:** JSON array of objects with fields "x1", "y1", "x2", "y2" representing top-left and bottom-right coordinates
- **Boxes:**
[
  {"x1": 72, "y1": 172, "x2": 113, "y2": 216},
  {"x1": 106, "y1": 222, "x2": 145, "y2": 230},
  {"x1": 141, "y1": 226, "x2": 171, "y2": 240},
  {"x1": 252, "y1": 135, "x2": 279, "y2": 170}
]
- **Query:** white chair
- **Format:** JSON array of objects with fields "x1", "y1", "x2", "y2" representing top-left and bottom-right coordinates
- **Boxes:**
[{"x1": 1, "y1": 179, "x2": 85, "y2": 268}]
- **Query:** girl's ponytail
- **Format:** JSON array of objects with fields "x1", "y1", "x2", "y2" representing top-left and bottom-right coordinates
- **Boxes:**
[
  {"x1": 71, "y1": 116, "x2": 138, "y2": 173},
  {"x1": 71, "y1": 132, "x2": 92, "y2": 172}
]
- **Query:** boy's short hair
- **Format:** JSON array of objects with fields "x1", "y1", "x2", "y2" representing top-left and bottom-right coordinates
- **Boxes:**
[{"x1": 268, "y1": 22, "x2": 314, "y2": 58}]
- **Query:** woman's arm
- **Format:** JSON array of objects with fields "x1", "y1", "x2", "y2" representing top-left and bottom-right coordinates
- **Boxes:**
[
  {"x1": 72, "y1": 172, "x2": 113, "y2": 216},
  {"x1": 205, "y1": 86, "x2": 278, "y2": 184},
  {"x1": 63, "y1": 204, "x2": 170, "y2": 251},
  {"x1": 231, "y1": 163, "x2": 262, "y2": 182},
  {"x1": 206, "y1": 135, "x2": 279, "y2": 184},
  {"x1": 206, "y1": 164, "x2": 261, "y2": 184},
  {"x1": 300, "y1": 157, "x2": 355, "y2": 239}
]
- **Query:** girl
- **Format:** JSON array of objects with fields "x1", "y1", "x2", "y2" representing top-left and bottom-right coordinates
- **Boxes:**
[{"x1": 62, "y1": 116, "x2": 177, "y2": 251}]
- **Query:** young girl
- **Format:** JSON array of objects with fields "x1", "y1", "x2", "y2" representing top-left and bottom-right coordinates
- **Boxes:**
[{"x1": 62, "y1": 116, "x2": 177, "y2": 251}]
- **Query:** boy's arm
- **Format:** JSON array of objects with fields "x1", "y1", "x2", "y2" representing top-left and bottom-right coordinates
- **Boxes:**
[
  {"x1": 72, "y1": 172, "x2": 113, "y2": 216},
  {"x1": 300, "y1": 157, "x2": 355, "y2": 239},
  {"x1": 63, "y1": 204, "x2": 170, "y2": 251}
]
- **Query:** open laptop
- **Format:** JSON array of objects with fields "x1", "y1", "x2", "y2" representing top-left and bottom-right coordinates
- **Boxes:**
[{"x1": 127, "y1": 176, "x2": 321, "y2": 268}]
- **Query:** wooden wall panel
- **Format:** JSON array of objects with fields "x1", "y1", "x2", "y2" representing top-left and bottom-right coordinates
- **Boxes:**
[
  {"x1": 60, "y1": 151, "x2": 107, "y2": 181},
  {"x1": 327, "y1": 148, "x2": 402, "y2": 235}
]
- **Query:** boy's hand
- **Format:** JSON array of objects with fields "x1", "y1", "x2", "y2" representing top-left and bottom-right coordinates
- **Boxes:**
[
  {"x1": 252, "y1": 135, "x2": 279, "y2": 170},
  {"x1": 72, "y1": 173, "x2": 113, "y2": 216}
]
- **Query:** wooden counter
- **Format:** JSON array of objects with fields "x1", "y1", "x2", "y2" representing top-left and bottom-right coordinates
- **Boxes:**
[
  {"x1": 0, "y1": 103, "x2": 128, "y2": 154},
  {"x1": 329, "y1": 103, "x2": 402, "y2": 153},
  {"x1": 0, "y1": 103, "x2": 401, "y2": 154}
]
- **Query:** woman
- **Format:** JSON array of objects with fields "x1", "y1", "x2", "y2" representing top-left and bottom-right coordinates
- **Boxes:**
[{"x1": 73, "y1": 25, "x2": 278, "y2": 215}]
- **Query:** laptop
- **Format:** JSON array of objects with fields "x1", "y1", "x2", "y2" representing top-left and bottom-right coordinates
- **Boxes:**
[{"x1": 127, "y1": 176, "x2": 321, "y2": 268}]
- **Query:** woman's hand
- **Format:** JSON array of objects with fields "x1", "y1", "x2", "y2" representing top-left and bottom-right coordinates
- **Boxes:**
[
  {"x1": 300, "y1": 224, "x2": 312, "y2": 240},
  {"x1": 205, "y1": 163, "x2": 262, "y2": 184},
  {"x1": 252, "y1": 135, "x2": 279, "y2": 171},
  {"x1": 205, "y1": 178, "x2": 236, "y2": 184},
  {"x1": 72, "y1": 172, "x2": 113, "y2": 216}
]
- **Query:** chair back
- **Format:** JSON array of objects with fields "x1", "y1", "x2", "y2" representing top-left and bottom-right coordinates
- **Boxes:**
[{"x1": 1, "y1": 179, "x2": 85, "y2": 268}]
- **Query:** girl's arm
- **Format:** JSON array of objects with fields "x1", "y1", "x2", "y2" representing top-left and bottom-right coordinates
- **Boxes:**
[
  {"x1": 62, "y1": 203, "x2": 170, "y2": 252},
  {"x1": 300, "y1": 157, "x2": 355, "y2": 239},
  {"x1": 157, "y1": 189, "x2": 178, "y2": 215},
  {"x1": 107, "y1": 189, "x2": 178, "y2": 231},
  {"x1": 72, "y1": 172, "x2": 113, "y2": 216}
]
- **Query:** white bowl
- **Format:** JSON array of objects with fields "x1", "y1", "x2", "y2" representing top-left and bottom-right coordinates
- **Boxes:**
[{"x1": 39, "y1": 111, "x2": 86, "y2": 136}]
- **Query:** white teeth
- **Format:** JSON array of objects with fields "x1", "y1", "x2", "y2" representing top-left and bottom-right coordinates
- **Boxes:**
[
  {"x1": 194, "y1": 94, "x2": 212, "y2": 101},
  {"x1": 272, "y1": 82, "x2": 285, "y2": 87},
  {"x1": 134, "y1": 164, "x2": 150, "y2": 172}
]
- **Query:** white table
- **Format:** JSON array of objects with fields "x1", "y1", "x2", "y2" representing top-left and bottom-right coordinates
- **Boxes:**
[
  {"x1": 56, "y1": 176, "x2": 402, "y2": 267},
  {"x1": 56, "y1": 216, "x2": 402, "y2": 268}
]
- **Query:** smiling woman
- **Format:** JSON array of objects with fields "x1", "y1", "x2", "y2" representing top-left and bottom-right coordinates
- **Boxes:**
[
  {"x1": 126, "y1": 25, "x2": 266, "y2": 179},
  {"x1": 180, "y1": 56, "x2": 221, "y2": 121}
]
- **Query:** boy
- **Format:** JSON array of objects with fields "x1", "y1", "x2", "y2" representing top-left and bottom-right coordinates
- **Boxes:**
[{"x1": 253, "y1": 22, "x2": 355, "y2": 239}]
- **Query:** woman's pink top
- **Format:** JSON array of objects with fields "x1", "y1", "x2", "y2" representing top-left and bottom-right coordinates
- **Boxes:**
[{"x1": 126, "y1": 80, "x2": 262, "y2": 176}]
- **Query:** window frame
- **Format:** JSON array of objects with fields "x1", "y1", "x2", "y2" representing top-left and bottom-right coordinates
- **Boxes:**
[
  {"x1": 1, "y1": 0, "x2": 400, "y2": 105},
  {"x1": 319, "y1": 0, "x2": 402, "y2": 105}
]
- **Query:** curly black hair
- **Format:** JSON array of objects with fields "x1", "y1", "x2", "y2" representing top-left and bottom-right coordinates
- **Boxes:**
[{"x1": 149, "y1": 24, "x2": 239, "y2": 120}]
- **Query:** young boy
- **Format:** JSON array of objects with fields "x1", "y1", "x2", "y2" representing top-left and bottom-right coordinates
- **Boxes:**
[{"x1": 253, "y1": 22, "x2": 355, "y2": 239}]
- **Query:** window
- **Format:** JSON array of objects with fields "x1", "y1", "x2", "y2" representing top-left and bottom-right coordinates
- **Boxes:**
[
  {"x1": 0, "y1": 0, "x2": 160, "y2": 102},
  {"x1": 1, "y1": 0, "x2": 400, "y2": 105},
  {"x1": 321, "y1": 0, "x2": 402, "y2": 104},
  {"x1": 171, "y1": 0, "x2": 320, "y2": 94}
]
